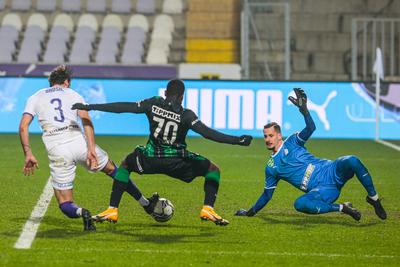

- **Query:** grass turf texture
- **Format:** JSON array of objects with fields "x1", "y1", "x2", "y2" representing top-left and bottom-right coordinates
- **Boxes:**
[{"x1": 0, "y1": 134, "x2": 399, "y2": 266}]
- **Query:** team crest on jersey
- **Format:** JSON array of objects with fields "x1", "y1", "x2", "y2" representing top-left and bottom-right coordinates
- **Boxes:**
[
  {"x1": 267, "y1": 157, "x2": 274, "y2": 167},
  {"x1": 284, "y1": 148, "x2": 289, "y2": 155}
]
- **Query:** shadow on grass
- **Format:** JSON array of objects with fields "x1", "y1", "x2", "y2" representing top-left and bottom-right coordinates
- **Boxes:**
[
  {"x1": 257, "y1": 212, "x2": 379, "y2": 227},
  {"x1": 4, "y1": 216, "x2": 223, "y2": 245}
]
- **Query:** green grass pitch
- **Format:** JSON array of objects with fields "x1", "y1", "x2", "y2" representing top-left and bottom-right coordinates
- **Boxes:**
[{"x1": 0, "y1": 134, "x2": 399, "y2": 266}]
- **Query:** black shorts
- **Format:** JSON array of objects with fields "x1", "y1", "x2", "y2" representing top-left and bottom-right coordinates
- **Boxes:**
[{"x1": 124, "y1": 148, "x2": 211, "y2": 183}]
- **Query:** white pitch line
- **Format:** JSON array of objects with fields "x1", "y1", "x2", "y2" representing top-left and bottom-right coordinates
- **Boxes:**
[
  {"x1": 14, "y1": 177, "x2": 53, "y2": 249},
  {"x1": 375, "y1": 139, "x2": 400, "y2": 152},
  {"x1": 39, "y1": 247, "x2": 397, "y2": 259}
]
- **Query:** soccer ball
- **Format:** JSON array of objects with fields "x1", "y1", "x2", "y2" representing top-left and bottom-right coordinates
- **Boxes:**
[{"x1": 151, "y1": 198, "x2": 175, "y2": 223}]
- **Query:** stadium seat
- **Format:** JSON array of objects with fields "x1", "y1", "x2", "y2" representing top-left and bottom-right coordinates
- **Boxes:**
[
  {"x1": 61, "y1": 0, "x2": 81, "y2": 12},
  {"x1": 128, "y1": 14, "x2": 149, "y2": 32},
  {"x1": 153, "y1": 14, "x2": 175, "y2": 32},
  {"x1": 146, "y1": 49, "x2": 168, "y2": 64},
  {"x1": 111, "y1": 0, "x2": 132, "y2": 14},
  {"x1": 136, "y1": 0, "x2": 155, "y2": 14},
  {"x1": 151, "y1": 28, "x2": 173, "y2": 45},
  {"x1": 1, "y1": 13, "x2": 22, "y2": 44},
  {"x1": 36, "y1": 0, "x2": 56, "y2": 12},
  {"x1": 87, "y1": 0, "x2": 107, "y2": 13},
  {"x1": 2, "y1": 13, "x2": 23, "y2": 32},
  {"x1": 0, "y1": 50, "x2": 13, "y2": 62},
  {"x1": 11, "y1": 0, "x2": 31, "y2": 11},
  {"x1": 0, "y1": 25, "x2": 19, "y2": 43},
  {"x1": 0, "y1": 13, "x2": 22, "y2": 62},
  {"x1": 102, "y1": 14, "x2": 123, "y2": 31},
  {"x1": 26, "y1": 13, "x2": 48, "y2": 31},
  {"x1": 53, "y1": 13, "x2": 74, "y2": 33},
  {"x1": 121, "y1": 26, "x2": 146, "y2": 65},
  {"x1": 95, "y1": 15, "x2": 123, "y2": 65},
  {"x1": 162, "y1": 0, "x2": 183, "y2": 14},
  {"x1": 43, "y1": 14, "x2": 74, "y2": 64},
  {"x1": 77, "y1": 13, "x2": 98, "y2": 32},
  {"x1": 126, "y1": 27, "x2": 146, "y2": 44},
  {"x1": 17, "y1": 41, "x2": 41, "y2": 63}
]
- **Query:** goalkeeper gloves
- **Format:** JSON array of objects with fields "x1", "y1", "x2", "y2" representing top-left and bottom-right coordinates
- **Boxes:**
[
  {"x1": 235, "y1": 208, "x2": 256, "y2": 217},
  {"x1": 72, "y1": 103, "x2": 91, "y2": 111},
  {"x1": 288, "y1": 88, "x2": 309, "y2": 115},
  {"x1": 238, "y1": 135, "x2": 253, "y2": 146}
]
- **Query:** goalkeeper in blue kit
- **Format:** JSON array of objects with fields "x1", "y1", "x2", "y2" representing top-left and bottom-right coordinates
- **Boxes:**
[{"x1": 235, "y1": 88, "x2": 387, "y2": 221}]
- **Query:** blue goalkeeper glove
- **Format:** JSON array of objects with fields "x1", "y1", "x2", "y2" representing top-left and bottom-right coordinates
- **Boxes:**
[{"x1": 235, "y1": 208, "x2": 256, "y2": 217}]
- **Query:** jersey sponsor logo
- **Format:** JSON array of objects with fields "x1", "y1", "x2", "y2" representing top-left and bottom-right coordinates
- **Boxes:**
[
  {"x1": 152, "y1": 105, "x2": 181, "y2": 123},
  {"x1": 300, "y1": 163, "x2": 315, "y2": 191}
]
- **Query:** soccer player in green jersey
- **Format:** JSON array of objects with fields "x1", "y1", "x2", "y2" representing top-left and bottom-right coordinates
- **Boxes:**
[{"x1": 73, "y1": 79, "x2": 252, "y2": 225}]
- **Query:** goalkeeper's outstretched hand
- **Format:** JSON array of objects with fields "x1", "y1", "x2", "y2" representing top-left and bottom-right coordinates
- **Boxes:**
[
  {"x1": 72, "y1": 103, "x2": 90, "y2": 111},
  {"x1": 288, "y1": 88, "x2": 309, "y2": 115},
  {"x1": 235, "y1": 208, "x2": 256, "y2": 217},
  {"x1": 238, "y1": 135, "x2": 253, "y2": 146}
]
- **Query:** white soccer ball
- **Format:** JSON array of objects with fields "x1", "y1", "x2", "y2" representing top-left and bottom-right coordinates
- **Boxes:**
[{"x1": 151, "y1": 198, "x2": 175, "y2": 223}]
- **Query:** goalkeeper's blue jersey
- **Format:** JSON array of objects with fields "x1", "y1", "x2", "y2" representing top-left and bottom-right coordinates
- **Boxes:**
[{"x1": 264, "y1": 133, "x2": 337, "y2": 192}]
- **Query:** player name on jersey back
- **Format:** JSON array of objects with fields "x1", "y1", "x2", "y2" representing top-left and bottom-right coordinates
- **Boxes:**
[{"x1": 152, "y1": 105, "x2": 181, "y2": 122}]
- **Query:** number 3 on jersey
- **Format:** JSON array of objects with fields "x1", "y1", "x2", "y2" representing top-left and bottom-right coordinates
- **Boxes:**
[
  {"x1": 50, "y1": 98, "x2": 65, "y2": 122},
  {"x1": 153, "y1": 116, "x2": 178, "y2": 144}
]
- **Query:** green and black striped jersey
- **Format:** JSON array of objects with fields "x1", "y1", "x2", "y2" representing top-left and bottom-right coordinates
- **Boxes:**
[{"x1": 83, "y1": 96, "x2": 243, "y2": 158}]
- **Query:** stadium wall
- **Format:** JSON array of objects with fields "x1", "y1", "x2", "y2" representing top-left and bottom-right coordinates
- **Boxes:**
[{"x1": 1, "y1": 78, "x2": 398, "y2": 139}]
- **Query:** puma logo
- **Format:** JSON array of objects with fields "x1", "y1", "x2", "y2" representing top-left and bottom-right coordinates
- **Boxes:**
[{"x1": 288, "y1": 91, "x2": 338, "y2": 130}]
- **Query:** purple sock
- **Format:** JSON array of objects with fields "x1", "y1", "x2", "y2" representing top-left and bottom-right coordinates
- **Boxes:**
[{"x1": 59, "y1": 201, "x2": 80, "y2": 218}]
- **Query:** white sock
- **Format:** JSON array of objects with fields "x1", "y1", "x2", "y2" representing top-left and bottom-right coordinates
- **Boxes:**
[
  {"x1": 109, "y1": 206, "x2": 117, "y2": 209},
  {"x1": 339, "y1": 204, "x2": 343, "y2": 212},
  {"x1": 76, "y1": 208, "x2": 82, "y2": 216},
  {"x1": 369, "y1": 194, "x2": 379, "y2": 201},
  {"x1": 139, "y1": 196, "x2": 149, "y2": 207}
]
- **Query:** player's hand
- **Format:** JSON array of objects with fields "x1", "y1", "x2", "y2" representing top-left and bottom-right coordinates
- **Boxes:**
[
  {"x1": 23, "y1": 154, "x2": 39, "y2": 176},
  {"x1": 238, "y1": 135, "x2": 253, "y2": 146},
  {"x1": 235, "y1": 208, "x2": 256, "y2": 217},
  {"x1": 72, "y1": 103, "x2": 90, "y2": 111},
  {"x1": 288, "y1": 88, "x2": 309, "y2": 115},
  {"x1": 86, "y1": 149, "x2": 99, "y2": 170}
]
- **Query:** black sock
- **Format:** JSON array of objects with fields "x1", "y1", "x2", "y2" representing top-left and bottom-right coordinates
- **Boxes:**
[
  {"x1": 110, "y1": 180, "x2": 128, "y2": 208},
  {"x1": 126, "y1": 179, "x2": 143, "y2": 201},
  {"x1": 204, "y1": 180, "x2": 219, "y2": 207}
]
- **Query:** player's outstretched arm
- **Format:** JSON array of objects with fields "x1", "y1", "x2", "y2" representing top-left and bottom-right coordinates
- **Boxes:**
[
  {"x1": 288, "y1": 88, "x2": 316, "y2": 141},
  {"x1": 72, "y1": 102, "x2": 145, "y2": 114},
  {"x1": 235, "y1": 188, "x2": 274, "y2": 217},
  {"x1": 191, "y1": 120, "x2": 252, "y2": 146}
]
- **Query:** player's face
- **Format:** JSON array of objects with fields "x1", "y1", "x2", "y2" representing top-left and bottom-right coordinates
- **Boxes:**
[{"x1": 263, "y1": 127, "x2": 282, "y2": 152}]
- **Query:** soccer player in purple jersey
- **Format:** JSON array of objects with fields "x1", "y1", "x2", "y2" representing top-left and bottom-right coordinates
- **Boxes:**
[{"x1": 235, "y1": 88, "x2": 387, "y2": 221}]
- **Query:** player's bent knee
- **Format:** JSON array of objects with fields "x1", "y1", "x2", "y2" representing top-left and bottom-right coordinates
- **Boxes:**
[
  {"x1": 293, "y1": 197, "x2": 309, "y2": 213},
  {"x1": 205, "y1": 169, "x2": 221, "y2": 184}
]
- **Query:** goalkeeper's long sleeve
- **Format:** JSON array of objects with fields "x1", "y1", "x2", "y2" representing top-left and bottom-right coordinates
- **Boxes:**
[
  {"x1": 251, "y1": 188, "x2": 275, "y2": 214},
  {"x1": 298, "y1": 112, "x2": 316, "y2": 141},
  {"x1": 191, "y1": 121, "x2": 241, "y2": 145}
]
